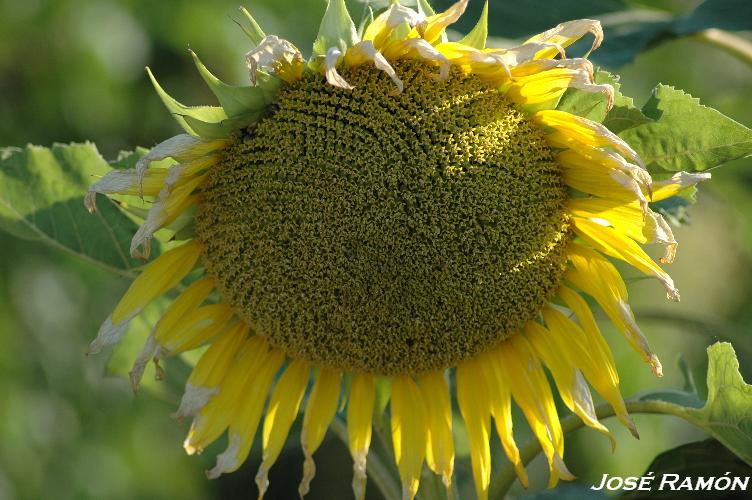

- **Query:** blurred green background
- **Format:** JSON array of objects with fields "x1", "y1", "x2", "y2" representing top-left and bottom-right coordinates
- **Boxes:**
[{"x1": 1, "y1": 0, "x2": 750, "y2": 499}]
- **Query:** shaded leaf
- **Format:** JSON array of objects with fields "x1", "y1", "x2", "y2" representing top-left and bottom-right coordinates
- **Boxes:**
[
  {"x1": 619, "y1": 85, "x2": 752, "y2": 173},
  {"x1": 622, "y1": 439, "x2": 752, "y2": 499},
  {"x1": 520, "y1": 483, "x2": 608, "y2": 499},
  {"x1": 0, "y1": 144, "x2": 141, "y2": 276},
  {"x1": 312, "y1": 0, "x2": 359, "y2": 60},
  {"x1": 675, "y1": 0, "x2": 752, "y2": 34}
]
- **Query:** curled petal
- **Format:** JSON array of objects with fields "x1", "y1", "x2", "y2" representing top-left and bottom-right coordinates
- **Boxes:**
[
  {"x1": 525, "y1": 19, "x2": 603, "y2": 57},
  {"x1": 245, "y1": 35, "x2": 305, "y2": 85},
  {"x1": 421, "y1": 0, "x2": 469, "y2": 43},
  {"x1": 490, "y1": 41, "x2": 565, "y2": 67},
  {"x1": 345, "y1": 41, "x2": 404, "y2": 93},
  {"x1": 386, "y1": 38, "x2": 450, "y2": 81},
  {"x1": 85, "y1": 168, "x2": 168, "y2": 213},
  {"x1": 363, "y1": 3, "x2": 424, "y2": 49},
  {"x1": 325, "y1": 47, "x2": 353, "y2": 89}
]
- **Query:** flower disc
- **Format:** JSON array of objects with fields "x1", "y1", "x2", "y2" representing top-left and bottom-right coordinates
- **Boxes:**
[{"x1": 196, "y1": 62, "x2": 572, "y2": 374}]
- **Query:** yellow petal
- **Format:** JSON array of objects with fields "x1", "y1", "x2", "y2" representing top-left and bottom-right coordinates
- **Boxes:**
[
  {"x1": 495, "y1": 336, "x2": 574, "y2": 488},
  {"x1": 152, "y1": 277, "x2": 215, "y2": 341},
  {"x1": 391, "y1": 375, "x2": 428, "y2": 500},
  {"x1": 543, "y1": 298, "x2": 637, "y2": 438},
  {"x1": 651, "y1": 171, "x2": 712, "y2": 201},
  {"x1": 347, "y1": 373, "x2": 375, "y2": 500},
  {"x1": 457, "y1": 357, "x2": 492, "y2": 500},
  {"x1": 299, "y1": 368, "x2": 342, "y2": 497},
  {"x1": 418, "y1": 371, "x2": 454, "y2": 491},
  {"x1": 566, "y1": 243, "x2": 663, "y2": 376},
  {"x1": 363, "y1": 3, "x2": 423, "y2": 50},
  {"x1": 174, "y1": 322, "x2": 249, "y2": 419},
  {"x1": 382, "y1": 38, "x2": 450, "y2": 80},
  {"x1": 534, "y1": 109, "x2": 643, "y2": 168},
  {"x1": 477, "y1": 351, "x2": 528, "y2": 488},
  {"x1": 523, "y1": 320, "x2": 614, "y2": 448},
  {"x1": 421, "y1": 0, "x2": 468, "y2": 44},
  {"x1": 111, "y1": 241, "x2": 201, "y2": 324},
  {"x1": 571, "y1": 216, "x2": 679, "y2": 300},
  {"x1": 568, "y1": 198, "x2": 677, "y2": 263},
  {"x1": 256, "y1": 358, "x2": 310, "y2": 498},
  {"x1": 524, "y1": 19, "x2": 603, "y2": 59},
  {"x1": 184, "y1": 336, "x2": 269, "y2": 455},
  {"x1": 206, "y1": 347, "x2": 284, "y2": 479}
]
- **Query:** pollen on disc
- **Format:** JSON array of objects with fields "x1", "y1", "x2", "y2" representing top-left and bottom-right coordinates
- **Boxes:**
[{"x1": 195, "y1": 61, "x2": 572, "y2": 375}]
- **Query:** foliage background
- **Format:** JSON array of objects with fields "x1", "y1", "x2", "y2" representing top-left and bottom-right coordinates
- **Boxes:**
[{"x1": 0, "y1": 0, "x2": 750, "y2": 498}]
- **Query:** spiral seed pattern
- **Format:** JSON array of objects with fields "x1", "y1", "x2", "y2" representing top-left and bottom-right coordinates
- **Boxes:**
[{"x1": 195, "y1": 61, "x2": 572, "y2": 374}]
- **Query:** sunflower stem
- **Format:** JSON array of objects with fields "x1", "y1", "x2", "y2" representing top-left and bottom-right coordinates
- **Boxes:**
[
  {"x1": 693, "y1": 29, "x2": 752, "y2": 66},
  {"x1": 330, "y1": 417, "x2": 401, "y2": 500},
  {"x1": 488, "y1": 398, "x2": 699, "y2": 499}
]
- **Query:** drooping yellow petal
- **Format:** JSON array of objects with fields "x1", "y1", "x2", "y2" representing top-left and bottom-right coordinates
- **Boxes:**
[
  {"x1": 111, "y1": 241, "x2": 201, "y2": 324},
  {"x1": 533, "y1": 109, "x2": 643, "y2": 167},
  {"x1": 651, "y1": 171, "x2": 712, "y2": 201},
  {"x1": 477, "y1": 351, "x2": 528, "y2": 488},
  {"x1": 130, "y1": 172, "x2": 206, "y2": 259},
  {"x1": 184, "y1": 336, "x2": 269, "y2": 455},
  {"x1": 457, "y1": 357, "x2": 492, "y2": 500},
  {"x1": 420, "y1": 0, "x2": 468, "y2": 44},
  {"x1": 347, "y1": 373, "x2": 375, "y2": 500},
  {"x1": 566, "y1": 243, "x2": 663, "y2": 376},
  {"x1": 418, "y1": 371, "x2": 454, "y2": 491},
  {"x1": 568, "y1": 198, "x2": 677, "y2": 263},
  {"x1": 494, "y1": 336, "x2": 574, "y2": 488},
  {"x1": 158, "y1": 303, "x2": 234, "y2": 353},
  {"x1": 151, "y1": 277, "x2": 214, "y2": 338},
  {"x1": 391, "y1": 376, "x2": 428, "y2": 500},
  {"x1": 256, "y1": 359, "x2": 311, "y2": 498},
  {"x1": 85, "y1": 167, "x2": 169, "y2": 212},
  {"x1": 206, "y1": 348, "x2": 284, "y2": 479},
  {"x1": 556, "y1": 149, "x2": 651, "y2": 211},
  {"x1": 523, "y1": 320, "x2": 614, "y2": 449},
  {"x1": 134, "y1": 134, "x2": 229, "y2": 181},
  {"x1": 174, "y1": 322, "x2": 249, "y2": 419},
  {"x1": 544, "y1": 295, "x2": 637, "y2": 437},
  {"x1": 506, "y1": 60, "x2": 613, "y2": 111},
  {"x1": 524, "y1": 19, "x2": 603, "y2": 59},
  {"x1": 345, "y1": 40, "x2": 404, "y2": 92},
  {"x1": 571, "y1": 216, "x2": 679, "y2": 300},
  {"x1": 434, "y1": 42, "x2": 511, "y2": 84},
  {"x1": 381, "y1": 38, "x2": 450, "y2": 80},
  {"x1": 299, "y1": 368, "x2": 342, "y2": 497}
]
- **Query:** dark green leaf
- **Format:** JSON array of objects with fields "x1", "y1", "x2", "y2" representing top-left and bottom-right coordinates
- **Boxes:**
[
  {"x1": 0, "y1": 143, "x2": 141, "y2": 275},
  {"x1": 675, "y1": 0, "x2": 752, "y2": 34},
  {"x1": 621, "y1": 439, "x2": 752, "y2": 499},
  {"x1": 521, "y1": 483, "x2": 609, "y2": 499},
  {"x1": 619, "y1": 85, "x2": 752, "y2": 173}
]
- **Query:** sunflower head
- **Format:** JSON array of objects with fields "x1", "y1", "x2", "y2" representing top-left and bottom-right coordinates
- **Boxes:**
[{"x1": 85, "y1": 1, "x2": 710, "y2": 499}]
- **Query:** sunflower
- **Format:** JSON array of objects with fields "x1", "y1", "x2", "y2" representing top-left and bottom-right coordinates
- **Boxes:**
[{"x1": 85, "y1": 1, "x2": 711, "y2": 499}]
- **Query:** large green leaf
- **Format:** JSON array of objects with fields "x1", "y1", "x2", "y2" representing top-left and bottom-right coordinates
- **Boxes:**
[
  {"x1": 675, "y1": 0, "x2": 752, "y2": 34},
  {"x1": 0, "y1": 143, "x2": 141, "y2": 276},
  {"x1": 619, "y1": 85, "x2": 752, "y2": 173},
  {"x1": 622, "y1": 439, "x2": 752, "y2": 499},
  {"x1": 556, "y1": 69, "x2": 652, "y2": 133},
  {"x1": 639, "y1": 342, "x2": 752, "y2": 465}
]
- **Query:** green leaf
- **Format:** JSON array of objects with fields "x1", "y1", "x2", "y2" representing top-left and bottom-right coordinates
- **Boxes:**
[
  {"x1": 146, "y1": 67, "x2": 227, "y2": 136},
  {"x1": 0, "y1": 143, "x2": 141, "y2": 276},
  {"x1": 458, "y1": 0, "x2": 488, "y2": 49},
  {"x1": 557, "y1": 69, "x2": 652, "y2": 133},
  {"x1": 238, "y1": 6, "x2": 266, "y2": 46},
  {"x1": 312, "y1": 0, "x2": 359, "y2": 61},
  {"x1": 640, "y1": 342, "x2": 752, "y2": 465},
  {"x1": 190, "y1": 50, "x2": 276, "y2": 119},
  {"x1": 619, "y1": 85, "x2": 752, "y2": 173},
  {"x1": 622, "y1": 439, "x2": 752, "y2": 499},
  {"x1": 181, "y1": 111, "x2": 264, "y2": 139}
]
